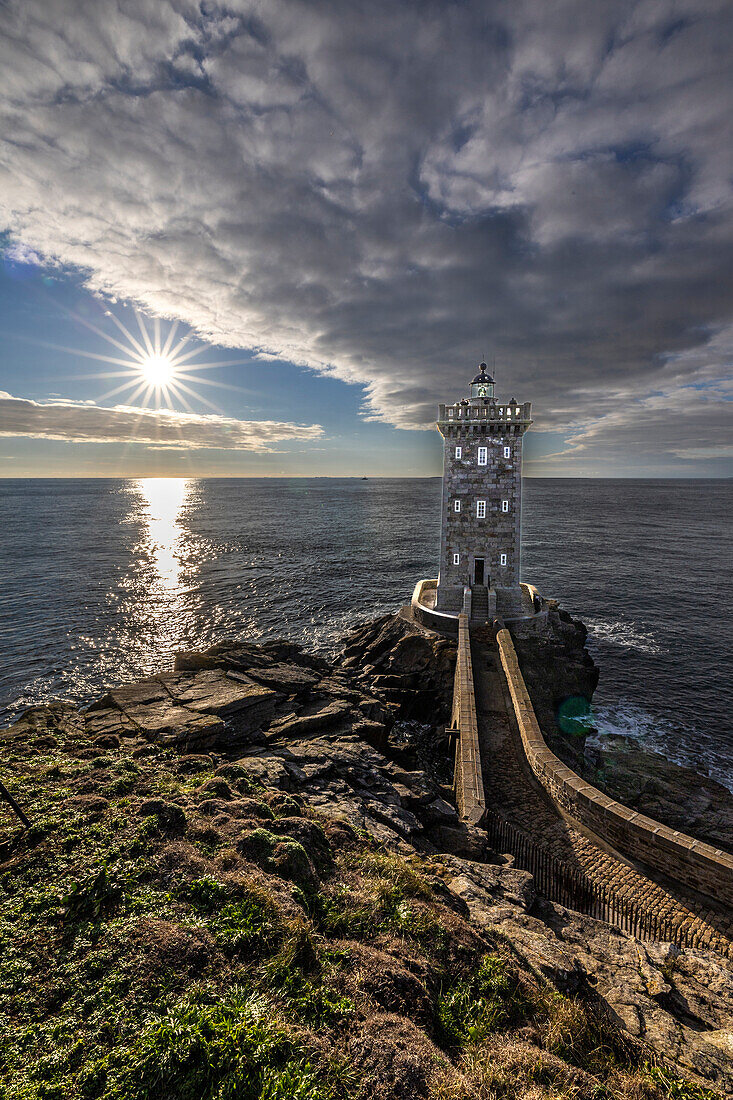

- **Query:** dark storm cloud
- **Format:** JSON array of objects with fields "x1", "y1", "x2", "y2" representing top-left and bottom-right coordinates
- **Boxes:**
[
  {"x1": 0, "y1": 0, "x2": 731, "y2": 468},
  {"x1": 0, "y1": 392, "x2": 323, "y2": 449}
]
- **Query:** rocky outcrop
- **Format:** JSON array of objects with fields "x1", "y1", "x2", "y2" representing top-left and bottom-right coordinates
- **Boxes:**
[
  {"x1": 584, "y1": 734, "x2": 733, "y2": 856},
  {"x1": 510, "y1": 602, "x2": 599, "y2": 767},
  {"x1": 2, "y1": 611, "x2": 732, "y2": 1096},
  {"x1": 340, "y1": 612, "x2": 456, "y2": 722},
  {"x1": 449, "y1": 857, "x2": 733, "y2": 1089}
]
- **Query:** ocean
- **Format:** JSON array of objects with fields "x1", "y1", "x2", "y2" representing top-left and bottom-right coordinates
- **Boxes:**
[{"x1": 1, "y1": 477, "x2": 731, "y2": 790}]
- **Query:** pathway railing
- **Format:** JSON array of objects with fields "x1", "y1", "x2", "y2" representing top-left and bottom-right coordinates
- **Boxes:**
[{"x1": 484, "y1": 808, "x2": 708, "y2": 950}]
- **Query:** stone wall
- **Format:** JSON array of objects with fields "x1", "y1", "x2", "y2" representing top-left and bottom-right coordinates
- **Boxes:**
[
  {"x1": 410, "y1": 578, "x2": 460, "y2": 636},
  {"x1": 451, "y1": 612, "x2": 485, "y2": 824},
  {"x1": 496, "y1": 627, "x2": 733, "y2": 904},
  {"x1": 437, "y1": 420, "x2": 524, "y2": 601}
]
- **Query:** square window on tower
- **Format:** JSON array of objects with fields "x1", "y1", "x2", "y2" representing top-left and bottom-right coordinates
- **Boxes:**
[
  {"x1": 454, "y1": 499, "x2": 461, "y2": 512},
  {"x1": 502, "y1": 500, "x2": 509, "y2": 512},
  {"x1": 455, "y1": 445, "x2": 462, "y2": 459},
  {"x1": 453, "y1": 552, "x2": 460, "y2": 565},
  {"x1": 477, "y1": 446, "x2": 487, "y2": 465},
  {"x1": 476, "y1": 500, "x2": 486, "y2": 518}
]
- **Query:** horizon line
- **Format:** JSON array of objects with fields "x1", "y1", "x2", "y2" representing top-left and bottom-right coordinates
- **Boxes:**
[{"x1": 0, "y1": 474, "x2": 730, "y2": 481}]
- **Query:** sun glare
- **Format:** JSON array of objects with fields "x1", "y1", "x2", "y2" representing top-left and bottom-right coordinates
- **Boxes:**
[
  {"x1": 57, "y1": 307, "x2": 247, "y2": 415},
  {"x1": 141, "y1": 354, "x2": 175, "y2": 387}
]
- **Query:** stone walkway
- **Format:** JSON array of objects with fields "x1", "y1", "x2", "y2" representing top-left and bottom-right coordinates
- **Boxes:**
[{"x1": 472, "y1": 639, "x2": 733, "y2": 959}]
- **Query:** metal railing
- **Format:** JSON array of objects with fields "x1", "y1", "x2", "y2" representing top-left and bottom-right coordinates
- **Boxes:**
[{"x1": 484, "y1": 808, "x2": 707, "y2": 951}]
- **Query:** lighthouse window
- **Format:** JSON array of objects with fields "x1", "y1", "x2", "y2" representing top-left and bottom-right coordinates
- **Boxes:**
[
  {"x1": 455, "y1": 446, "x2": 462, "y2": 459},
  {"x1": 448, "y1": 408, "x2": 454, "y2": 419},
  {"x1": 502, "y1": 500, "x2": 509, "y2": 512},
  {"x1": 477, "y1": 446, "x2": 487, "y2": 465},
  {"x1": 500, "y1": 553, "x2": 507, "y2": 566},
  {"x1": 454, "y1": 500, "x2": 461, "y2": 512},
  {"x1": 453, "y1": 553, "x2": 460, "y2": 565},
  {"x1": 476, "y1": 500, "x2": 486, "y2": 519},
  {"x1": 503, "y1": 446, "x2": 511, "y2": 458}
]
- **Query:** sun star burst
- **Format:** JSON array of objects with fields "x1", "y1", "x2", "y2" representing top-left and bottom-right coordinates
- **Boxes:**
[{"x1": 52, "y1": 308, "x2": 249, "y2": 417}]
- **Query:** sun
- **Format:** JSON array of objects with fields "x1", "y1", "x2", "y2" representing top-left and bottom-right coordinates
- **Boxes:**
[
  {"x1": 141, "y1": 353, "x2": 175, "y2": 387},
  {"x1": 59, "y1": 307, "x2": 247, "y2": 414}
]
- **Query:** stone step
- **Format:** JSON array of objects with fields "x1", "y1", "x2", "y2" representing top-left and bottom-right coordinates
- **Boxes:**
[{"x1": 471, "y1": 584, "x2": 489, "y2": 620}]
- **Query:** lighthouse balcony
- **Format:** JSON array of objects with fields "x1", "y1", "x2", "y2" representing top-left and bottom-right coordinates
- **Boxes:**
[{"x1": 438, "y1": 400, "x2": 532, "y2": 427}]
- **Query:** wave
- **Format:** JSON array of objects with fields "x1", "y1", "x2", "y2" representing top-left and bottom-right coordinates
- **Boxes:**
[
  {"x1": 589, "y1": 701, "x2": 733, "y2": 795},
  {"x1": 584, "y1": 616, "x2": 664, "y2": 655}
]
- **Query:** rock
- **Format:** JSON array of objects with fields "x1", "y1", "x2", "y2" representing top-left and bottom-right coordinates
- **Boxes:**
[
  {"x1": 162, "y1": 670, "x2": 278, "y2": 730},
  {"x1": 89, "y1": 680, "x2": 169, "y2": 711},
  {"x1": 582, "y1": 734, "x2": 733, "y2": 854},
  {"x1": 338, "y1": 614, "x2": 455, "y2": 723},
  {"x1": 84, "y1": 708, "x2": 138, "y2": 739},
  {"x1": 510, "y1": 607, "x2": 599, "y2": 767},
  {"x1": 428, "y1": 823, "x2": 496, "y2": 861},
  {"x1": 266, "y1": 700, "x2": 353, "y2": 740},
  {"x1": 421, "y1": 797, "x2": 459, "y2": 826},
  {"x1": 245, "y1": 662, "x2": 321, "y2": 694}
]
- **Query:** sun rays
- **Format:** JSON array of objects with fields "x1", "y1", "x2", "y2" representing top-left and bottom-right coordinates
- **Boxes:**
[{"x1": 58, "y1": 308, "x2": 248, "y2": 414}]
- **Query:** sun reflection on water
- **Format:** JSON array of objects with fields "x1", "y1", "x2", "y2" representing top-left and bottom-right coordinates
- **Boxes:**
[{"x1": 137, "y1": 477, "x2": 190, "y2": 591}]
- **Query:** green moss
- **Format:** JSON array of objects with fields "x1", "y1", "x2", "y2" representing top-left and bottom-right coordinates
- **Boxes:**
[
  {"x1": 59, "y1": 865, "x2": 125, "y2": 925},
  {"x1": 436, "y1": 955, "x2": 530, "y2": 1047}
]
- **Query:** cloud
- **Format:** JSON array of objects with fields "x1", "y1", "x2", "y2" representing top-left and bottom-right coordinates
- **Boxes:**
[
  {"x1": 0, "y1": 0, "x2": 731, "y2": 469},
  {"x1": 0, "y1": 392, "x2": 323, "y2": 450}
]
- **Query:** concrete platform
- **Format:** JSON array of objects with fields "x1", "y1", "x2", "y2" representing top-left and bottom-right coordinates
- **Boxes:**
[{"x1": 411, "y1": 578, "x2": 548, "y2": 635}]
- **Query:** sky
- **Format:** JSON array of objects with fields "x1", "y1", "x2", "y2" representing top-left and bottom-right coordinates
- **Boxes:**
[{"x1": 0, "y1": 0, "x2": 731, "y2": 478}]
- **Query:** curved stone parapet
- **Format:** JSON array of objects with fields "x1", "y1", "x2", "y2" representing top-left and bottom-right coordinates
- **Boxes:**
[
  {"x1": 411, "y1": 578, "x2": 460, "y2": 636},
  {"x1": 496, "y1": 627, "x2": 733, "y2": 905},
  {"x1": 411, "y1": 578, "x2": 547, "y2": 632}
]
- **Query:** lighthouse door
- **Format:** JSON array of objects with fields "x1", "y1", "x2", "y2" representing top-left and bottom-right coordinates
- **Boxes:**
[{"x1": 473, "y1": 558, "x2": 485, "y2": 585}]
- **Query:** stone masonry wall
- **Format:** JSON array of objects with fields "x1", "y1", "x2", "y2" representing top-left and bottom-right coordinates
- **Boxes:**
[
  {"x1": 437, "y1": 417, "x2": 526, "y2": 597},
  {"x1": 496, "y1": 627, "x2": 733, "y2": 903}
]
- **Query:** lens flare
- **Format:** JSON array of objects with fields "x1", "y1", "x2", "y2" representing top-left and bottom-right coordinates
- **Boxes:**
[
  {"x1": 141, "y1": 354, "x2": 175, "y2": 387},
  {"x1": 44, "y1": 307, "x2": 248, "y2": 415}
]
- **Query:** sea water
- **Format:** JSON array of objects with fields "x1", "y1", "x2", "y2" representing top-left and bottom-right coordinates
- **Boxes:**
[{"x1": 1, "y1": 477, "x2": 730, "y2": 789}]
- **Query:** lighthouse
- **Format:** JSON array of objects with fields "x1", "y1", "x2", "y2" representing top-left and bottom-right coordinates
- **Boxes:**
[{"x1": 434, "y1": 364, "x2": 532, "y2": 619}]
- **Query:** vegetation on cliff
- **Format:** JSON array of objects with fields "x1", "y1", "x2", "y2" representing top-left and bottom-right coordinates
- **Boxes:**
[{"x1": 0, "y1": 686, "x2": 722, "y2": 1100}]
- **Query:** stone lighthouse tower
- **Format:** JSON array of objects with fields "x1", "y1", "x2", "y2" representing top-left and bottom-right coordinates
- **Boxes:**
[{"x1": 435, "y1": 364, "x2": 532, "y2": 618}]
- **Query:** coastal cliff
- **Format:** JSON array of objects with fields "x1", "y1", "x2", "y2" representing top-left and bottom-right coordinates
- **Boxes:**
[{"x1": 1, "y1": 612, "x2": 732, "y2": 1099}]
